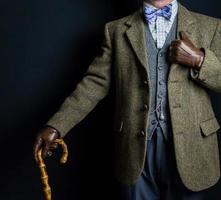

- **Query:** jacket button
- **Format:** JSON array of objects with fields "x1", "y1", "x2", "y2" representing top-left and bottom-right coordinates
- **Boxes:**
[
  {"x1": 144, "y1": 104, "x2": 148, "y2": 110},
  {"x1": 139, "y1": 130, "x2": 146, "y2": 137},
  {"x1": 144, "y1": 80, "x2": 148, "y2": 85}
]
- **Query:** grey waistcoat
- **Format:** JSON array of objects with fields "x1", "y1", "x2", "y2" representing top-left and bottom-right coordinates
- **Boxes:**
[{"x1": 145, "y1": 17, "x2": 177, "y2": 140}]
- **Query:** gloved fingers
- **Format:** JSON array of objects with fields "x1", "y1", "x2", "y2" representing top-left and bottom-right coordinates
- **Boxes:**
[
  {"x1": 33, "y1": 137, "x2": 43, "y2": 163},
  {"x1": 176, "y1": 46, "x2": 190, "y2": 57},
  {"x1": 169, "y1": 53, "x2": 188, "y2": 64},
  {"x1": 42, "y1": 141, "x2": 53, "y2": 159},
  {"x1": 175, "y1": 54, "x2": 191, "y2": 64},
  {"x1": 171, "y1": 39, "x2": 196, "y2": 55},
  {"x1": 179, "y1": 42, "x2": 196, "y2": 55},
  {"x1": 168, "y1": 47, "x2": 190, "y2": 64},
  {"x1": 50, "y1": 142, "x2": 59, "y2": 150},
  {"x1": 170, "y1": 40, "x2": 192, "y2": 54},
  {"x1": 171, "y1": 40, "x2": 182, "y2": 47},
  {"x1": 169, "y1": 45, "x2": 190, "y2": 58}
]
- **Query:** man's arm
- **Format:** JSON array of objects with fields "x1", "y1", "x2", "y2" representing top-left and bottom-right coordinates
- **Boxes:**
[
  {"x1": 169, "y1": 19, "x2": 221, "y2": 93},
  {"x1": 190, "y1": 19, "x2": 221, "y2": 92},
  {"x1": 46, "y1": 23, "x2": 112, "y2": 137}
]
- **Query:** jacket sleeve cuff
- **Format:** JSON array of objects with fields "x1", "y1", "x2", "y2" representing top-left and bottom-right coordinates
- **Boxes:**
[
  {"x1": 190, "y1": 48, "x2": 215, "y2": 82},
  {"x1": 44, "y1": 124, "x2": 62, "y2": 138},
  {"x1": 45, "y1": 120, "x2": 68, "y2": 138}
]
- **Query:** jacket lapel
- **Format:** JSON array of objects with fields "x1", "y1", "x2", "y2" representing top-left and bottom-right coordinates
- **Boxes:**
[
  {"x1": 176, "y1": 3, "x2": 201, "y2": 42},
  {"x1": 125, "y1": 8, "x2": 149, "y2": 76},
  {"x1": 169, "y1": 3, "x2": 202, "y2": 81},
  {"x1": 124, "y1": 4, "x2": 202, "y2": 81}
]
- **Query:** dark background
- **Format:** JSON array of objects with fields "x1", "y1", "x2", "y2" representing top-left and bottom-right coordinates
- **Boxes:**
[{"x1": 0, "y1": 0, "x2": 221, "y2": 199}]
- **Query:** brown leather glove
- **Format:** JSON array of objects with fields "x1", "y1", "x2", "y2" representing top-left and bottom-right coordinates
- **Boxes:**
[
  {"x1": 33, "y1": 126, "x2": 60, "y2": 163},
  {"x1": 168, "y1": 31, "x2": 205, "y2": 69}
]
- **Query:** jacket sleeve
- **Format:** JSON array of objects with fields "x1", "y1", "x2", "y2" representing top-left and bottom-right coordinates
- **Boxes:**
[
  {"x1": 46, "y1": 23, "x2": 112, "y2": 137},
  {"x1": 190, "y1": 19, "x2": 221, "y2": 93}
]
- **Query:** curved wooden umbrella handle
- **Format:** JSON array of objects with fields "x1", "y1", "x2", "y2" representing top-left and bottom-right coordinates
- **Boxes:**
[
  {"x1": 54, "y1": 139, "x2": 68, "y2": 164},
  {"x1": 37, "y1": 138, "x2": 68, "y2": 200}
]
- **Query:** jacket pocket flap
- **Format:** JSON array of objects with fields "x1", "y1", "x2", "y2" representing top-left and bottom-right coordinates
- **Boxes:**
[{"x1": 200, "y1": 117, "x2": 220, "y2": 136}]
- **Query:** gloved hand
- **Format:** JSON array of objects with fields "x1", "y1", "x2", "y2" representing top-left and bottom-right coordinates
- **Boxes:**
[
  {"x1": 33, "y1": 126, "x2": 60, "y2": 163},
  {"x1": 168, "y1": 31, "x2": 205, "y2": 69}
]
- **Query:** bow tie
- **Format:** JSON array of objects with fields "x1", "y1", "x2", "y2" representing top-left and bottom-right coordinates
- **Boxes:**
[{"x1": 144, "y1": 4, "x2": 172, "y2": 24}]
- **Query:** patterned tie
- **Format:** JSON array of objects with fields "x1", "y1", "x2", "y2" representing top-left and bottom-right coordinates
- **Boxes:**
[{"x1": 144, "y1": 4, "x2": 172, "y2": 24}]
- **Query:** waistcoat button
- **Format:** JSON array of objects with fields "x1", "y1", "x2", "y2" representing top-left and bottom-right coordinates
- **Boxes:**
[
  {"x1": 158, "y1": 92, "x2": 163, "y2": 98},
  {"x1": 151, "y1": 120, "x2": 157, "y2": 125},
  {"x1": 157, "y1": 66, "x2": 163, "y2": 70},
  {"x1": 159, "y1": 81, "x2": 164, "y2": 85}
]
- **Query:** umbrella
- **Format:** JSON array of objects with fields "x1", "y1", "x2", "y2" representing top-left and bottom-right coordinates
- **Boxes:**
[{"x1": 37, "y1": 139, "x2": 68, "y2": 200}]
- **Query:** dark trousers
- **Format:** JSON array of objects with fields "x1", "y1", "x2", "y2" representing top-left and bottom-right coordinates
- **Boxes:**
[{"x1": 118, "y1": 126, "x2": 206, "y2": 200}]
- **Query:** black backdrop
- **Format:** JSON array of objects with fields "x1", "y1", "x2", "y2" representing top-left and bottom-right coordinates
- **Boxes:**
[{"x1": 0, "y1": 0, "x2": 221, "y2": 199}]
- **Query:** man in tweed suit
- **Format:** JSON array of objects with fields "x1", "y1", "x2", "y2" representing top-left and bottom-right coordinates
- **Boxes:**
[{"x1": 34, "y1": 0, "x2": 221, "y2": 199}]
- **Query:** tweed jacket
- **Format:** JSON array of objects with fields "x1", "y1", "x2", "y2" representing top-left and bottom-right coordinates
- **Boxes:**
[{"x1": 47, "y1": 3, "x2": 221, "y2": 191}]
